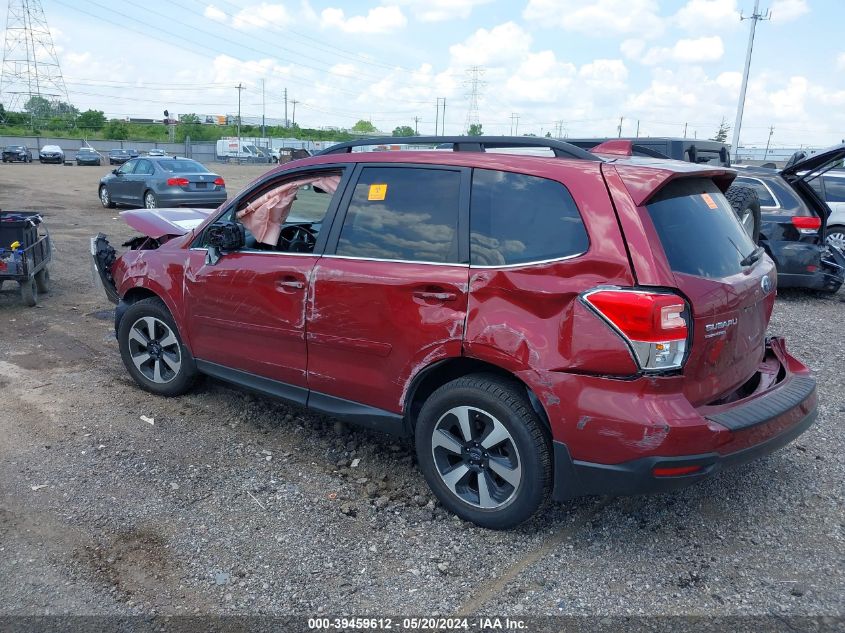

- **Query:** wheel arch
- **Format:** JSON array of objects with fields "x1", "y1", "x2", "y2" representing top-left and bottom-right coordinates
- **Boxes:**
[{"x1": 404, "y1": 356, "x2": 552, "y2": 437}]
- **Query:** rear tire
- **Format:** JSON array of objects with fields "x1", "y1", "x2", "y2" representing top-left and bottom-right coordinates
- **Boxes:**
[
  {"x1": 143, "y1": 190, "x2": 158, "y2": 209},
  {"x1": 415, "y1": 373, "x2": 551, "y2": 530},
  {"x1": 826, "y1": 226, "x2": 845, "y2": 253},
  {"x1": 34, "y1": 267, "x2": 50, "y2": 293},
  {"x1": 19, "y1": 277, "x2": 37, "y2": 306},
  {"x1": 117, "y1": 297, "x2": 197, "y2": 397},
  {"x1": 725, "y1": 185, "x2": 761, "y2": 243}
]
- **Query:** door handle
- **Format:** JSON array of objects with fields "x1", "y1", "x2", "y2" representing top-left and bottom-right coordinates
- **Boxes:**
[
  {"x1": 413, "y1": 290, "x2": 457, "y2": 302},
  {"x1": 276, "y1": 279, "x2": 305, "y2": 290}
]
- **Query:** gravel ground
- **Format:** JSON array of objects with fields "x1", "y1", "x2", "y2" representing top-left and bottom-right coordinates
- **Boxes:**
[{"x1": 0, "y1": 161, "x2": 843, "y2": 619}]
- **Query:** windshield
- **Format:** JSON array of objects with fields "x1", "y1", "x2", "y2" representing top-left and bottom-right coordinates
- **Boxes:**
[
  {"x1": 646, "y1": 178, "x2": 757, "y2": 279},
  {"x1": 5, "y1": 146, "x2": 23, "y2": 150},
  {"x1": 157, "y1": 159, "x2": 209, "y2": 173}
]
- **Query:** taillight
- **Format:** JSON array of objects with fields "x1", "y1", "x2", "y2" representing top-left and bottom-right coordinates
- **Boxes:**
[
  {"x1": 582, "y1": 288, "x2": 689, "y2": 371},
  {"x1": 214, "y1": 177, "x2": 225, "y2": 186},
  {"x1": 166, "y1": 177, "x2": 189, "y2": 187},
  {"x1": 791, "y1": 216, "x2": 821, "y2": 231}
]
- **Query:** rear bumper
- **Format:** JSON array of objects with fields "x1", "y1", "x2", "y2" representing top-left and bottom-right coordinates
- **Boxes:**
[
  {"x1": 155, "y1": 192, "x2": 227, "y2": 208},
  {"x1": 546, "y1": 337, "x2": 818, "y2": 501}
]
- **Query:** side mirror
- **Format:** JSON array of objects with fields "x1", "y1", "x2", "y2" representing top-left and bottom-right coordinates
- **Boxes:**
[
  {"x1": 206, "y1": 221, "x2": 245, "y2": 252},
  {"x1": 112, "y1": 169, "x2": 120, "y2": 175}
]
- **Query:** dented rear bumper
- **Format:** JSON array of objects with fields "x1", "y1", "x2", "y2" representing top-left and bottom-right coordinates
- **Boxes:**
[{"x1": 544, "y1": 337, "x2": 817, "y2": 501}]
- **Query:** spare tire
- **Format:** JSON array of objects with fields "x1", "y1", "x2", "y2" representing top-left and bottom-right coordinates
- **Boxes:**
[{"x1": 725, "y1": 184, "x2": 761, "y2": 244}]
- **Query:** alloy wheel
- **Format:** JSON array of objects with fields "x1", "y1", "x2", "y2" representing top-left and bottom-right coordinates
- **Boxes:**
[
  {"x1": 100, "y1": 187, "x2": 110, "y2": 207},
  {"x1": 127, "y1": 316, "x2": 182, "y2": 384},
  {"x1": 431, "y1": 405, "x2": 522, "y2": 509},
  {"x1": 827, "y1": 231, "x2": 845, "y2": 253},
  {"x1": 144, "y1": 192, "x2": 157, "y2": 209}
]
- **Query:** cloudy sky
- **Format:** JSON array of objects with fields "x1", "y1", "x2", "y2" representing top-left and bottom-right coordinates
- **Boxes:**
[{"x1": 4, "y1": 0, "x2": 844, "y2": 147}]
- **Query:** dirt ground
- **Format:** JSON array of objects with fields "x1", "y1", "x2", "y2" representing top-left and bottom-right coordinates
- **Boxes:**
[{"x1": 0, "y1": 160, "x2": 843, "y2": 621}]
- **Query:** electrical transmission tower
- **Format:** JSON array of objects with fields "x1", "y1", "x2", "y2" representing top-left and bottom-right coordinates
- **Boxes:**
[
  {"x1": 463, "y1": 65, "x2": 485, "y2": 133},
  {"x1": 0, "y1": 0, "x2": 69, "y2": 113}
]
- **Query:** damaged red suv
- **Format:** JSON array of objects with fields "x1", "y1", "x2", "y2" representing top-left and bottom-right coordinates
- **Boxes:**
[{"x1": 92, "y1": 136, "x2": 817, "y2": 529}]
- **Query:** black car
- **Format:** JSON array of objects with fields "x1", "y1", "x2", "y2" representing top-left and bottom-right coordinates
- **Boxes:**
[
  {"x1": 2, "y1": 145, "x2": 33, "y2": 163},
  {"x1": 127, "y1": 148, "x2": 140, "y2": 158},
  {"x1": 108, "y1": 149, "x2": 132, "y2": 165},
  {"x1": 568, "y1": 137, "x2": 731, "y2": 167},
  {"x1": 98, "y1": 156, "x2": 227, "y2": 209},
  {"x1": 76, "y1": 148, "x2": 102, "y2": 166},
  {"x1": 733, "y1": 143, "x2": 845, "y2": 293},
  {"x1": 39, "y1": 144, "x2": 65, "y2": 164}
]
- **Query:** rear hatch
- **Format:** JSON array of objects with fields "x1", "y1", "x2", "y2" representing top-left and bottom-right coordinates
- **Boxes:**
[
  {"x1": 780, "y1": 142, "x2": 845, "y2": 236},
  {"x1": 641, "y1": 177, "x2": 777, "y2": 406}
]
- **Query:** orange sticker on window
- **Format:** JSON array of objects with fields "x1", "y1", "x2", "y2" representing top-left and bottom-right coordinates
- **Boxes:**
[
  {"x1": 701, "y1": 193, "x2": 718, "y2": 209},
  {"x1": 368, "y1": 183, "x2": 387, "y2": 201}
]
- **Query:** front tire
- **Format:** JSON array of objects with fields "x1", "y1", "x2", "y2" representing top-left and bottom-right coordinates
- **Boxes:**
[
  {"x1": 415, "y1": 374, "x2": 551, "y2": 530},
  {"x1": 725, "y1": 185, "x2": 761, "y2": 243},
  {"x1": 143, "y1": 190, "x2": 158, "y2": 209},
  {"x1": 19, "y1": 277, "x2": 37, "y2": 306},
  {"x1": 99, "y1": 186, "x2": 116, "y2": 208},
  {"x1": 117, "y1": 297, "x2": 197, "y2": 397}
]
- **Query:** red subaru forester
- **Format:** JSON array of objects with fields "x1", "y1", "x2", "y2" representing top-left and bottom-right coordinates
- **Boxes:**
[{"x1": 92, "y1": 137, "x2": 817, "y2": 529}]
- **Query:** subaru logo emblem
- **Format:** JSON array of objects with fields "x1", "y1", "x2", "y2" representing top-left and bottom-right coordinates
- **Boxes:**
[{"x1": 761, "y1": 276, "x2": 772, "y2": 294}]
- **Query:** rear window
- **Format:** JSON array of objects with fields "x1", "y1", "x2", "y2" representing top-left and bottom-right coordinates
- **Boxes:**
[
  {"x1": 470, "y1": 169, "x2": 588, "y2": 266},
  {"x1": 646, "y1": 178, "x2": 756, "y2": 279},
  {"x1": 157, "y1": 159, "x2": 209, "y2": 173},
  {"x1": 734, "y1": 176, "x2": 777, "y2": 207}
]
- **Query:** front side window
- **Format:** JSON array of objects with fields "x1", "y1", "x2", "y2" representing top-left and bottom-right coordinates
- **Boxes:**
[
  {"x1": 117, "y1": 160, "x2": 136, "y2": 175},
  {"x1": 214, "y1": 169, "x2": 343, "y2": 253},
  {"x1": 335, "y1": 167, "x2": 461, "y2": 264},
  {"x1": 470, "y1": 169, "x2": 588, "y2": 266}
]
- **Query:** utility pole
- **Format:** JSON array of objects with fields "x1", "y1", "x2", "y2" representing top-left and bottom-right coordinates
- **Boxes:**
[
  {"x1": 510, "y1": 113, "x2": 519, "y2": 136},
  {"x1": 731, "y1": 0, "x2": 770, "y2": 161},
  {"x1": 284, "y1": 87, "x2": 288, "y2": 127},
  {"x1": 261, "y1": 78, "x2": 265, "y2": 141},
  {"x1": 236, "y1": 82, "x2": 244, "y2": 162},
  {"x1": 683, "y1": 122, "x2": 688, "y2": 138},
  {"x1": 635, "y1": 119, "x2": 640, "y2": 138},
  {"x1": 414, "y1": 116, "x2": 419, "y2": 134},
  {"x1": 617, "y1": 116, "x2": 623, "y2": 138},
  {"x1": 441, "y1": 98, "x2": 446, "y2": 135},
  {"x1": 763, "y1": 125, "x2": 775, "y2": 160},
  {"x1": 291, "y1": 99, "x2": 299, "y2": 127}
]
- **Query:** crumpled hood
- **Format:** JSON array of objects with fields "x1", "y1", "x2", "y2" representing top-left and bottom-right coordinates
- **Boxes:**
[{"x1": 120, "y1": 208, "x2": 214, "y2": 239}]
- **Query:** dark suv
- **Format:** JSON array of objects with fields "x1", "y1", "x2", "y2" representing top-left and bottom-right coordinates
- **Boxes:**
[{"x1": 92, "y1": 136, "x2": 817, "y2": 529}]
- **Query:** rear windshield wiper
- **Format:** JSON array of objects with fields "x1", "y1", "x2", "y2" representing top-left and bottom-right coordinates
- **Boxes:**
[{"x1": 740, "y1": 245, "x2": 765, "y2": 267}]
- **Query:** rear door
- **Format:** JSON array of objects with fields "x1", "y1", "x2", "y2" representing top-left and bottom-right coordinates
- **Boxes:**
[
  {"x1": 307, "y1": 164, "x2": 470, "y2": 414},
  {"x1": 641, "y1": 177, "x2": 777, "y2": 406}
]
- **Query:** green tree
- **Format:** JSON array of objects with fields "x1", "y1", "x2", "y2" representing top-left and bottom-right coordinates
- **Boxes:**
[
  {"x1": 77, "y1": 109, "x2": 106, "y2": 130},
  {"x1": 24, "y1": 96, "x2": 52, "y2": 123},
  {"x1": 711, "y1": 117, "x2": 731, "y2": 143},
  {"x1": 351, "y1": 119, "x2": 377, "y2": 134},
  {"x1": 392, "y1": 125, "x2": 415, "y2": 137},
  {"x1": 180, "y1": 113, "x2": 201, "y2": 124},
  {"x1": 467, "y1": 123, "x2": 483, "y2": 136},
  {"x1": 103, "y1": 120, "x2": 130, "y2": 140}
]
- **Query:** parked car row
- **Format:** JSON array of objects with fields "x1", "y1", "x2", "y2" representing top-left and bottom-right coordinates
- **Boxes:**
[
  {"x1": 1, "y1": 145, "x2": 170, "y2": 166},
  {"x1": 91, "y1": 135, "x2": 827, "y2": 530}
]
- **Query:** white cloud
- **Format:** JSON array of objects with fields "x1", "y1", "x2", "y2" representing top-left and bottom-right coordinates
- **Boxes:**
[
  {"x1": 635, "y1": 36, "x2": 725, "y2": 65},
  {"x1": 389, "y1": 0, "x2": 493, "y2": 22},
  {"x1": 620, "y1": 39, "x2": 646, "y2": 60},
  {"x1": 579, "y1": 59, "x2": 628, "y2": 91},
  {"x1": 449, "y1": 22, "x2": 532, "y2": 66},
  {"x1": 204, "y1": 4, "x2": 227, "y2": 22},
  {"x1": 523, "y1": 0, "x2": 664, "y2": 36},
  {"x1": 504, "y1": 51, "x2": 576, "y2": 103},
  {"x1": 770, "y1": 0, "x2": 809, "y2": 22},
  {"x1": 231, "y1": 3, "x2": 292, "y2": 30},
  {"x1": 673, "y1": 0, "x2": 738, "y2": 31},
  {"x1": 320, "y1": 6, "x2": 407, "y2": 34}
]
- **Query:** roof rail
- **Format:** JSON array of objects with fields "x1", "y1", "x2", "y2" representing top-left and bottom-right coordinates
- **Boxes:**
[{"x1": 315, "y1": 136, "x2": 602, "y2": 161}]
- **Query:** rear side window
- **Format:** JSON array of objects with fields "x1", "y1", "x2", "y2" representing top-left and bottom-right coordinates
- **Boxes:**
[
  {"x1": 734, "y1": 176, "x2": 777, "y2": 207},
  {"x1": 822, "y1": 177, "x2": 845, "y2": 203},
  {"x1": 470, "y1": 169, "x2": 588, "y2": 266},
  {"x1": 646, "y1": 178, "x2": 756, "y2": 279},
  {"x1": 336, "y1": 167, "x2": 461, "y2": 263}
]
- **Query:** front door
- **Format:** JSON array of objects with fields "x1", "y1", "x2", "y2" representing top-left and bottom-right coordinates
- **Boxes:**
[
  {"x1": 307, "y1": 164, "x2": 470, "y2": 414},
  {"x1": 110, "y1": 159, "x2": 137, "y2": 202},
  {"x1": 183, "y1": 167, "x2": 348, "y2": 396}
]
